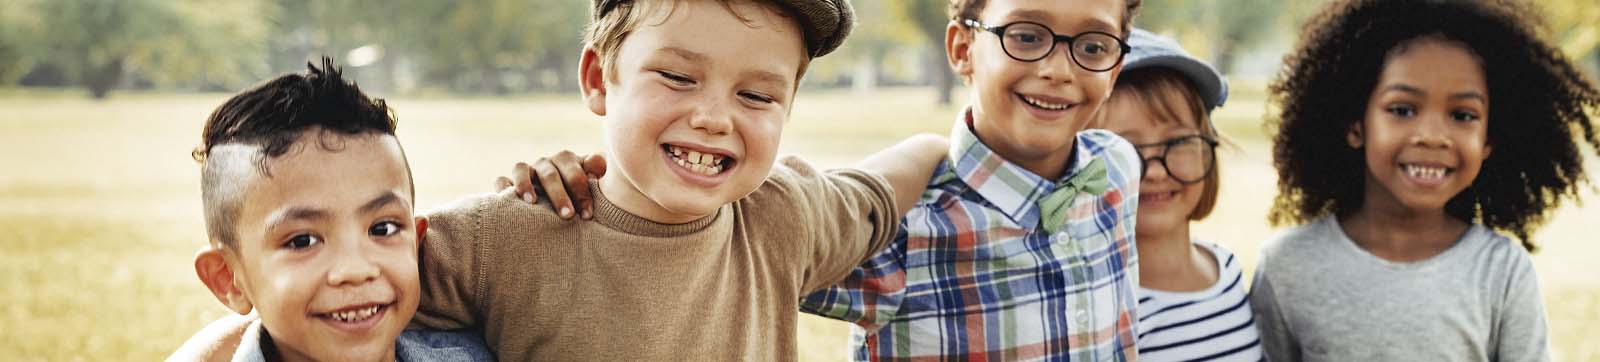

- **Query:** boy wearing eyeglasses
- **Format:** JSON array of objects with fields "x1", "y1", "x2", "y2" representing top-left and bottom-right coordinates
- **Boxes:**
[{"x1": 800, "y1": 0, "x2": 1147, "y2": 360}]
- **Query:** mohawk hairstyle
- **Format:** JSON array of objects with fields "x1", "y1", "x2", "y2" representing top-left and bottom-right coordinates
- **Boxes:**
[{"x1": 194, "y1": 57, "x2": 404, "y2": 248}]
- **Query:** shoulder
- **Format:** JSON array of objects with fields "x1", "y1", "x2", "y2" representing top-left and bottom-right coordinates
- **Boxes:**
[
  {"x1": 1078, "y1": 129, "x2": 1140, "y2": 194},
  {"x1": 1461, "y1": 225, "x2": 1538, "y2": 276},
  {"x1": 1257, "y1": 217, "x2": 1340, "y2": 270},
  {"x1": 1196, "y1": 239, "x2": 1244, "y2": 273},
  {"x1": 751, "y1": 155, "x2": 890, "y2": 204},
  {"x1": 1078, "y1": 129, "x2": 1139, "y2": 169},
  {"x1": 397, "y1": 328, "x2": 495, "y2": 361},
  {"x1": 422, "y1": 189, "x2": 566, "y2": 236}
]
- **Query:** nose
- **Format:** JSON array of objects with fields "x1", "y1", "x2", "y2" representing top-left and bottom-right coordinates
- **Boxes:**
[
  {"x1": 687, "y1": 95, "x2": 734, "y2": 135},
  {"x1": 1036, "y1": 44, "x2": 1079, "y2": 84},
  {"x1": 327, "y1": 235, "x2": 380, "y2": 287},
  {"x1": 1411, "y1": 112, "x2": 1453, "y2": 148},
  {"x1": 1141, "y1": 156, "x2": 1171, "y2": 182}
]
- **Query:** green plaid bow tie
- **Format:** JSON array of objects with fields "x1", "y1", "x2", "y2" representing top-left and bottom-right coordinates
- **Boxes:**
[{"x1": 1039, "y1": 157, "x2": 1109, "y2": 234}]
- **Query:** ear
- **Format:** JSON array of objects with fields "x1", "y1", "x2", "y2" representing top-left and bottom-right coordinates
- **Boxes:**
[
  {"x1": 945, "y1": 21, "x2": 974, "y2": 85},
  {"x1": 1482, "y1": 140, "x2": 1492, "y2": 160},
  {"x1": 195, "y1": 247, "x2": 253, "y2": 315},
  {"x1": 1108, "y1": 60, "x2": 1124, "y2": 88},
  {"x1": 1346, "y1": 121, "x2": 1365, "y2": 148},
  {"x1": 412, "y1": 216, "x2": 429, "y2": 254},
  {"x1": 579, "y1": 46, "x2": 608, "y2": 116}
]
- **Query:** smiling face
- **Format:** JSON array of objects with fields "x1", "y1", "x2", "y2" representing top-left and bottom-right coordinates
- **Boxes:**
[
  {"x1": 581, "y1": 0, "x2": 804, "y2": 224},
  {"x1": 950, "y1": 0, "x2": 1124, "y2": 179},
  {"x1": 217, "y1": 131, "x2": 419, "y2": 362},
  {"x1": 1351, "y1": 36, "x2": 1492, "y2": 216},
  {"x1": 1095, "y1": 79, "x2": 1209, "y2": 239}
]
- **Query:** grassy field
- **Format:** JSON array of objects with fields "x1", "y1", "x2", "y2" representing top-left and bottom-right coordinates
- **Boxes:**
[{"x1": 2, "y1": 86, "x2": 1596, "y2": 361}]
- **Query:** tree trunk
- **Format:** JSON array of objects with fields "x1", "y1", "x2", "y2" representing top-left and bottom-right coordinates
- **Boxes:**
[
  {"x1": 85, "y1": 58, "x2": 124, "y2": 99},
  {"x1": 931, "y1": 48, "x2": 954, "y2": 105},
  {"x1": 1213, "y1": 41, "x2": 1239, "y2": 76}
]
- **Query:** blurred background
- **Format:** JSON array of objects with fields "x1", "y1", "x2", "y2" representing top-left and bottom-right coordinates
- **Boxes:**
[{"x1": 1, "y1": 0, "x2": 1596, "y2": 360}]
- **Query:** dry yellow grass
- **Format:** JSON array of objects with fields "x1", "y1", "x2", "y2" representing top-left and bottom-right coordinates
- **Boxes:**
[{"x1": 1, "y1": 86, "x2": 1595, "y2": 361}]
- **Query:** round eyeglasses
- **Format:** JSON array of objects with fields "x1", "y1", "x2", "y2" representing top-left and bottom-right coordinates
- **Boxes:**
[
  {"x1": 962, "y1": 18, "x2": 1130, "y2": 72},
  {"x1": 1133, "y1": 135, "x2": 1219, "y2": 184}
]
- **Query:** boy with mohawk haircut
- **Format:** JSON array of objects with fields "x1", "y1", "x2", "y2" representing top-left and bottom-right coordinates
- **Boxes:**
[{"x1": 178, "y1": 58, "x2": 492, "y2": 361}]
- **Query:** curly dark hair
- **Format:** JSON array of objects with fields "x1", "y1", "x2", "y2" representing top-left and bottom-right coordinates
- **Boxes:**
[{"x1": 1267, "y1": 0, "x2": 1600, "y2": 251}]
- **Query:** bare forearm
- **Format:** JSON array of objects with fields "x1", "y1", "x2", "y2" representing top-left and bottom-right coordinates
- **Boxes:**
[{"x1": 855, "y1": 133, "x2": 948, "y2": 217}]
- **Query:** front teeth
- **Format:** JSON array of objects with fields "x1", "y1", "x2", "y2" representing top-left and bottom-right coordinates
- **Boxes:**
[
  {"x1": 330, "y1": 305, "x2": 381, "y2": 322},
  {"x1": 1403, "y1": 164, "x2": 1448, "y2": 180},
  {"x1": 1021, "y1": 95, "x2": 1070, "y2": 110},
  {"x1": 666, "y1": 145, "x2": 725, "y2": 176}
]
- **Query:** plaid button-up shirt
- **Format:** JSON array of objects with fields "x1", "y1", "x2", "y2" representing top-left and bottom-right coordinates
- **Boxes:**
[{"x1": 803, "y1": 110, "x2": 1142, "y2": 361}]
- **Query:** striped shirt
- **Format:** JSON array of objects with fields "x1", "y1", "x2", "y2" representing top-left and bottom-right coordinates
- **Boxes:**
[
  {"x1": 802, "y1": 109, "x2": 1143, "y2": 361},
  {"x1": 1136, "y1": 241, "x2": 1262, "y2": 362}
]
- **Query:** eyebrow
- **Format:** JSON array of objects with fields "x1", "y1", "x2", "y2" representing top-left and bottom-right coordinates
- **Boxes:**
[
  {"x1": 742, "y1": 69, "x2": 792, "y2": 92},
  {"x1": 1383, "y1": 84, "x2": 1487, "y2": 103},
  {"x1": 359, "y1": 191, "x2": 405, "y2": 215},
  {"x1": 263, "y1": 206, "x2": 330, "y2": 237},
  {"x1": 1001, "y1": 9, "x2": 1117, "y2": 33},
  {"x1": 658, "y1": 46, "x2": 709, "y2": 63},
  {"x1": 261, "y1": 191, "x2": 406, "y2": 237}
]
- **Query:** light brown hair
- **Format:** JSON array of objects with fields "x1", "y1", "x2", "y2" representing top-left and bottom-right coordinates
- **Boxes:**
[
  {"x1": 1111, "y1": 67, "x2": 1222, "y2": 220},
  {"x1": 583, "y1": 0, "x2": 811, "y2": 85}
]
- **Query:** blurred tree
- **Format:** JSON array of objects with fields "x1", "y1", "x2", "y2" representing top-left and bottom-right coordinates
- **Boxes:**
[
  {"x1": 1543, "y1": 0, "x2": 1600, "y2": 75},
  {"x1": 1211, "y1": 0, "x2": 1281, "y2": 73},
  {"x1": 826, "y1": 0, "x2": 921, "y2": 91},
  {"x1": 899, "y1": 0, "x2": 955, "y2": 105},
  {"x1": 0, "y1": 0, "x2": 39, "y2": 85},
  {"x1": 27, "y1": 0, "x2": 269, "y2": 98}
]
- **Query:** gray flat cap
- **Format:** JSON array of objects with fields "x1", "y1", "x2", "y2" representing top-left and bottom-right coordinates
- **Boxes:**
[{"x1": 593, "y1": 0, "x2": 854, "y2": 58}]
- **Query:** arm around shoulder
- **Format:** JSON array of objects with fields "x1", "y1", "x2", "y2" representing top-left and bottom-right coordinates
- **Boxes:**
[
  {"x1": 855, "y1": 133, "x2": 948, "y2": 217},
  {"x1": 167, "y1": 313, "x2": 255, "y2": 362},
  {"x1": 410, "y1": 193, "x2": 501, "y2": 331}
]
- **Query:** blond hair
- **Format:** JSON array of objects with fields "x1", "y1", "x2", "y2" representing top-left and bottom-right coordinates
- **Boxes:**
[{"x1": 584, "y1": 0, "x2": 811, "y2": 84}]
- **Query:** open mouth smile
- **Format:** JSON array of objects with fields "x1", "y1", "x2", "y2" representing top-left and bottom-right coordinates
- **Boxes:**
[
  {"x1": 662, "y1": 143, "x2": 736, "y2": 177},
  {"x1": 313, "y1": 302, "x2": 391, "y2": 332}
]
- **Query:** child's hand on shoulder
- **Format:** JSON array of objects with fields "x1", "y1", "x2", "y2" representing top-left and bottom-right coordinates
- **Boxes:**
[{"x1": 494, "y1": 150, "x2": 608, "y2": 220}]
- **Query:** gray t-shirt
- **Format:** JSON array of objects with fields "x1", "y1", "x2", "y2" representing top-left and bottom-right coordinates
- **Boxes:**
[{"x1": 1249, "y1": 216, "x2": 1549, "y2": 362}]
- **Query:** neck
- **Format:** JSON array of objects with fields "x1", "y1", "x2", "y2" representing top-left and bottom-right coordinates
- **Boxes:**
[
  {"x1": 969, "y1": 115, "x2": 1075, "y2": 180},
  {"x1": 1339, "y1": 189, "x2": 1468, "y2": 261},
  {"x1": 1135, "y1": 224, "x2": 1192, "y2": 263},
  {"x1": 1135, "y1": 223, "x2": 1218, "y2": 292},
  {"x1": 599, "y1": 174, "x2": 707, "y2": 225}
]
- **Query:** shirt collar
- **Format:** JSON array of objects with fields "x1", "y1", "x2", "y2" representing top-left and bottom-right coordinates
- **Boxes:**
[{"x1": 945, "y1": 107, "x2": 1100, "y2": 225}]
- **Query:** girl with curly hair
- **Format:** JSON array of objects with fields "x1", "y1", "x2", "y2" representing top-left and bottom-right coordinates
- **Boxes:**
[{"x1": 1250, "y1": 0, "x2": 1600, "y2": 360}]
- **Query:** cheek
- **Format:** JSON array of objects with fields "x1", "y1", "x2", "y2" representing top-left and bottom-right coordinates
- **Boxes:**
[{"x1": 253, "y1": 261, "x2": 319, "y2": 316}]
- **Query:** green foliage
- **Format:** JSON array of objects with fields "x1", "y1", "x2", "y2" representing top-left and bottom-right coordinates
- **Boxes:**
[{"x1": 23, "y1": 0, "x2": 269, "y2": 98}]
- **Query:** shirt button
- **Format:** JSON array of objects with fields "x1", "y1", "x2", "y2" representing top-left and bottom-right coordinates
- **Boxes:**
[{"x1": 1075, "y1": 310, "x2": 1087, "y2": 323}]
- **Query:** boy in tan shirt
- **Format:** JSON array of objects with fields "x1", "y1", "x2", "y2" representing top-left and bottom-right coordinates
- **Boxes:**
[{"x1": 408, "y1": 1, "x2": 947, "y2": 360}]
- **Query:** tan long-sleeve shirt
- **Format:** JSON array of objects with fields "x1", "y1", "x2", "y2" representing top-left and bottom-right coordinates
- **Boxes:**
[{"x1": 412, "y1": 157, "x2": 898, "y2": 361}]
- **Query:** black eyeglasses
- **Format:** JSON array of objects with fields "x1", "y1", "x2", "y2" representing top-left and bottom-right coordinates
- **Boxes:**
[
  {"x1": 1133, "y1": 135, "x2": 1219, "y2": 184},
  {"x1": 961, "y1": 18, "x2": 1130, "y2": 72}
]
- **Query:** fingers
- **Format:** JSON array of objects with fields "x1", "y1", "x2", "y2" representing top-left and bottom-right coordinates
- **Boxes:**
[
  {"x1": 533, "y1": 157, "x2": 577, "y2": 219},
  {"x1": 494, "y1": 176, "x2": 513, "y2": 192},
  {"x1": 551, "y1": 152, "x2": 595, "y2": 219},
  {"x1": 512, "y1": 161, "x2": 538, "y2": 204},
  {"x1": 581, "y1": 153, "x2": 608, "y2": 179}
]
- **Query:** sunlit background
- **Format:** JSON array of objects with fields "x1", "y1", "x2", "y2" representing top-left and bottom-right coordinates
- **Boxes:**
[{"x1": 2, "y1": 0, "x2": 1597, "y2": 360}]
